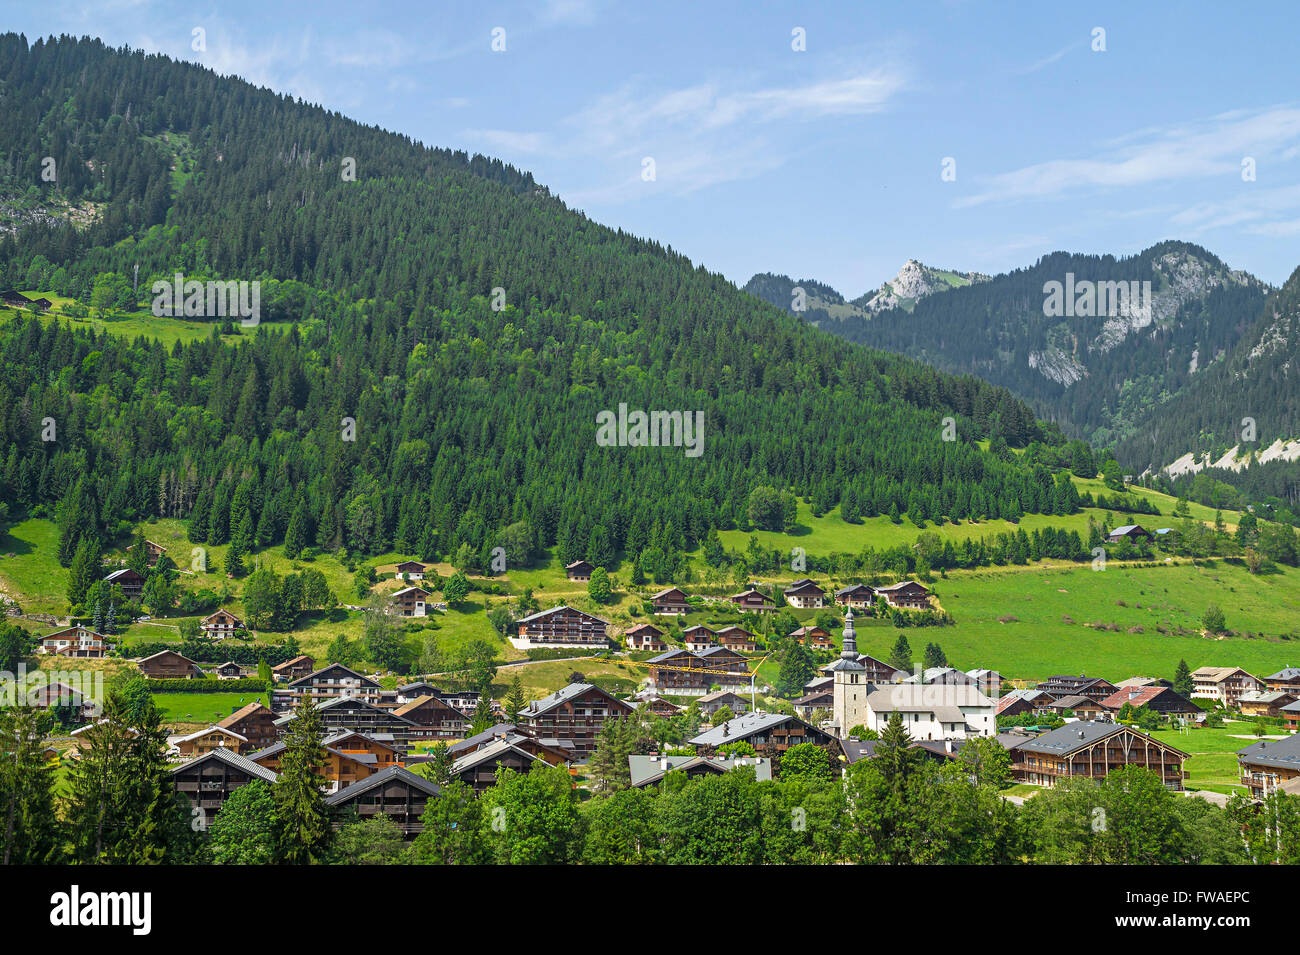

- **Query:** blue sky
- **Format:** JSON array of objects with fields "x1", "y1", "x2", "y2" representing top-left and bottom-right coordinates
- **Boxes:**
[{"x1": 10, "y1": 0, "x2": 1300, "y2": 293}]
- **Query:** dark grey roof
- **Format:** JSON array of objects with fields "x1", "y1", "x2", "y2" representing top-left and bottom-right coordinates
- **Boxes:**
[
  {"x1": 325, "y1": 765, "x2": 440, "y2": 805},
  {"x1": 1237, "y1": 733, "x2": 1300, "y2": 770},
  {"x1": 1266, "y1": 667, "x2": 1300, "y2": 681},
  {"x1": 519, "y1": 682, "x2": 629, "y2": 717},
  {"x1": 287, "y1": 662, "x2": 378, "y2": 689},
  {"x1": 448, "y1": 723, "x2": 518, "y2": 756},
  {"x1": 170, "y1": 746, "x2": 278, "y2": 783},
  {"x1": 1010, "y1": 720, "x2": 1180, "y2": 757},
  {"x1": 689, "y1": 711, "x2": 815, "y2": 747}
]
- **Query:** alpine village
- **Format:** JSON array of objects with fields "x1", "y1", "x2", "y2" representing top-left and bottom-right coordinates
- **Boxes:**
[{"x1": 1, "y1": 31, "x2": 1300, "y2": 871}]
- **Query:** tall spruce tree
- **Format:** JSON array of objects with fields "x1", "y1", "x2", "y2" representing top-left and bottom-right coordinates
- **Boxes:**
[{"x1": 272, "y1": 699, "x2": 332, "y2": 864}]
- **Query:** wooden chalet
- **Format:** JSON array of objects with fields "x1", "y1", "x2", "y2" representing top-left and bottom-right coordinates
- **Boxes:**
[
  {"x1": 515, "y1": 605, "x2": 609, "y2": 647},
  {"x1": 1099, "y1": 685, "x2": 1202, "y2": 720},
  {"x1": 444, "y1": 724, "x2": 573, "y2": 767},
  {"x1": 874, "y1": 580, "x2": 931, "y2": 610},
  {"x1": 1285, "y1": 701, "x2": 1300, "y2": 730},
  {"x1": 639, "y1": 694, "x2": 682, "y2": 719},
  {"x1": 624, "y1": 622, "x2": 668, "y2": 652},
  {"x1": 995, "y1": 689, "x2": 1052, "y2": 718},
  {"x1": 727, "y1": 587, "x2": 775, "y2": 614},
  {"x1": 174, "y1": 725, "x2": 248, "y2": 757},
  {"x1": 391, "y1": 585, "x2": 432, "y2": 617},
  {"x1": 790, "y1": 625, "x2": 833, "y2": 650},
  {"x1": 170, "y1": 748, "x2": 278, "y2": 819},
  {"x1": 1264, "y1": 667, "x2": 1300, "y2": 695},
  {"x1": 783, "y1": 579, "x2": 826, "y2": 609},
  {"x1": 516, "y1": 683, "x2": 634, "y2": 757},
  {"x1": 200, "y1": 609, "x2": 244, "y2": 639},
  {"x1": 27, "y1": 682, "x2": 97, "y2": 722},
  {"x1": 697, "y1": 689, "x2": 750, "y2": 717},
  {"x1": 1, "y1": 290, "x2": 50, "y2": 310},
  {"x1": 695, "y1": 646, "x2": 751, "y2": 686},
  {"x1": 127, "y1": 539, "x2": 166, "y2": 567},
  {"x1": 1008, "y1": 722, "x2": 1187, "y2": 790},
  {"x1": 275, "y1": 696, "x2": 422, "y2": 751},
  {"x1": 1044, "y1": 695, "x2": 1109, "y2": 721},
  {"x1": 792, "y1": 688, "x2": 834, "y2": 720},
  {"x1": 715, "y1": 626, "x2": 759, "y2": 653},
  {"x1": 834, "y1": 583, "x2": 876, "y2": 609},
  {"x1": 218, "y1": 702, "x2": 278, "y2": 751},
  {"x1": 1238, "y1": 690, "x2": 1299, "y2": 719},
  {"x1": 324, "y1": 766, "x2": 441, "y2": 837},
  {"x1": 271, "y1": 663, "x2": 383, "y2": 712},
  {"x1": 1106, "y1": 524, "x2": 1152, "y2": 543},
  {"x1": 690, "y1": 711, "x2": 836, "y2": 755},
  {"x1": 271, "y1": 654, "x2": 316, "y2": 683},
  {"x1": 38, "y1": 625, "x2": 110, "y2": 658},
  {"x1": 650, "y1": 587, "x2": 691, "y2": 615},
  {"x1": 396, "y1": 681, "x2": 444, "y2": 703},
  {"x1": 565, "y1": 559, "x2": 595, "y2": 581},
  {"x1": 394, "y1": 560, "x2": 428, "y2": 580},
  {"x1": 251, "y1": 729, "x2": 401, "y2": 792},
  {"x1": 138, "y1": 649, "x2": 202, "y2": 679},
  {"x1": 629, "y1": 754, "x2": 772, "y2": 788},
  {"x1": 104, "y1": 567, "x2": 146, "y2": 602},
  {"x1": 451, "y1": 736, "x2": 542, "y2": 792},
  {"x1": 1037, "y1": 675, "x2": 1119, "y2": 704},
  {"x1": 820, "y1": 651, "x2": 901, "y2": 684},
  {"x1": 1191, "y1": 666, "x2": 1264, "y2": 708},
  {"x1": 681, "y1": 625, "x2": 716, "y2": 651},
  {"x1": 392, "y1": 695, "x2": 468, "y2": 738},
  {"x1": 213, "y1": 660, "x2": 244, "y2": 679},
  {"x1": 1238, "y1": 733, "x2": 1300, "y2": 799}
]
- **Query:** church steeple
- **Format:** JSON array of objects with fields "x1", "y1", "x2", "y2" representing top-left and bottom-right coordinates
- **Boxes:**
[{"x1": 840, "y1": 608, "x2": 858, "y2": 660}]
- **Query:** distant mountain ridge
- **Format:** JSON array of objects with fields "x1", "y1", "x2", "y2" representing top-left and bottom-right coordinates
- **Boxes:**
[
  {"x1": 743, "y1": 258, "x2": 982, "y2": 326},
  {"x1": 754, "y1": 242, "x2": 1269, "y2": 453}
]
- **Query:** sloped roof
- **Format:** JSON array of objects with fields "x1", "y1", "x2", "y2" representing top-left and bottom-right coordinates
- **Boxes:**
[
  {"x1": 325, "y1": 765, "x2": 440, "y2": 805},
  {"x1": 1237, "y1": 733, "x2": 1300, "y2": 771},
  {"x1": 689, "y1": 711, "x2": 818, "y2": 747},
  {"x1": 1012, "y1": 721, "x2": 1187, "y2": 758},
  {"x1": 170, "y1": 746, "x2": 277, "y2": 783}
]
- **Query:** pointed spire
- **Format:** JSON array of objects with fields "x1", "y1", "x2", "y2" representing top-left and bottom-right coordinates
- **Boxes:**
[{"x1": 840, "y1": 608, "x2": 858, "y2": 660}]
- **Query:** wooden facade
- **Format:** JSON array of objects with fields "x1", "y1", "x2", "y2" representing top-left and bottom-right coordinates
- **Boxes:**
[
  {"x1": 565, "y1": 560, "x2": 594, "y2": 581},
  {"x1": 218, "y1": 702, "x2": 278, "y2": 751},
  {"x1": 170, "y1": 748, "x2": 277, "y2": 820},
  {"x1": 38, "y1": 625, "x2": 109, "y2": 658},
  {"x1": 790, "y1": 625, "x2": 833, "y2": 650},
  {"x1": 392, "y1": 695, "x2": 468, "y2": 737},
  {"x1": 783, "y1": 579, "x2": 826, "y2": 609},
  {"x1": 138, "y1": 649, "x2": 202, "y2": 679},
  {"x1": 1237, "y1": 735, "x2": 1300, "y2": 800},
  {"x1": 517, "y1": 683, "x2": 634, "y2": 757},
  {"x1": 715, "y1": 626, "x2": 759, "y2": 652},
  {"x1": 201, "y1": 608, "x2": 244, "y2": 639},
  {"x1": 650, "y1": 587, "x2": 691, "y2": 615},
  {"x1": 624, "y1": 622, "x2": 668, "y2": 652},
  {"x1": 834, "y1": 584, "x2": 876, "y2": 609},
  {"x1": 1009, "y1": 723, "x2": 1187, "y2": 790},
  {"x1": 272, "y1": 663, "x2": 382, "y2": 712},
  {"x1": 727, "y1": 588, "x2": 775, "y2": 613},
  {"x1": 875, "y1": 580, "x2": 931, "y2": 609},
  {"x1": 271, "y1": 654, "x2": 316, "y2": 683},
  {"x1": 324, "y1": 766, "x2": 441, "y2": 837},
  {"x1": 515, "y1": 605, "x2": 609, "y2": 647},
  {"x1": 104, "y1": 567, "x2": 146, "y2": 601},
  {"x1": 391, "y1": 585, "x2": 431, "y2": 617}
]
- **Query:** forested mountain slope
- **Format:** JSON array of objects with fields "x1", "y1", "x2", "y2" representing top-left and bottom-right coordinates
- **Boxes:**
[
  {"x1": 1116, "y1": 265, "x2": 1300, "y2": 499},
  {"x1": 1, "y1": 34, "x2": 1079, "y2": 572},
  {"x1": 788, "y1": 243, "x2": 1266, "y2": 449}
]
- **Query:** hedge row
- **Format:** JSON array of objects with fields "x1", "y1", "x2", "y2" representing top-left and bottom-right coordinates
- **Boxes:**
[
  {"x1": 146, "y1": 678, "x2": 271, "y2": 693},
  {"x1": 128, "y1": 641, "x2": 302, "y2": 666}
]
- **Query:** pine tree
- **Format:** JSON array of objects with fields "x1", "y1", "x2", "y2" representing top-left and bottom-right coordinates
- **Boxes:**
[
  {"x1": 272, "y1": 700, "x2": 332, "y2": 864},
  {"x1": 102, "y1": 602, "x2": 117, "y2": 635},
  {"x1": 283, "y1": 497, "x2": 310, "y2": 558},
  {"x1": 503, "y1": 674, "x2": 526, "y2": 721},
  {"x1": 0, "y1": 708, "x2": 60, "y2": 864},
  {"x1": 64, "y1": 689, "x2": 188, "y2": 863},
  {"x1": 469, "y1": 683, "x2": 496, "y2": 734},
  {"x1": 1173, "y1": 659, "x2": 1194, "y2": 698},
  {"x1": 776, "y1": 641, "x2": 813, "y2": 697},
  {"x1": 66, "y1": 536, "x2": 102, "y2": 607},
  {"x1": 887, "y1": 634, "x2": 913, "y2": 674}
]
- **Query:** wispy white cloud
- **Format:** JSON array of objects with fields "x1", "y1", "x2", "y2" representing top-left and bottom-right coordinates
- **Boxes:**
[
  {"x1": 956, "y1": 106, "x2": 1300, "y2": 208},
  {"x1": 463, "y1": 66, "x2": 906, "y2": 203},
  {"x1": 1170, "y1": 183, "x2": 1300, "y2": 236},
  {"x1": 1015, "y1": 40, "x2": 1081, "y2": 75}
]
